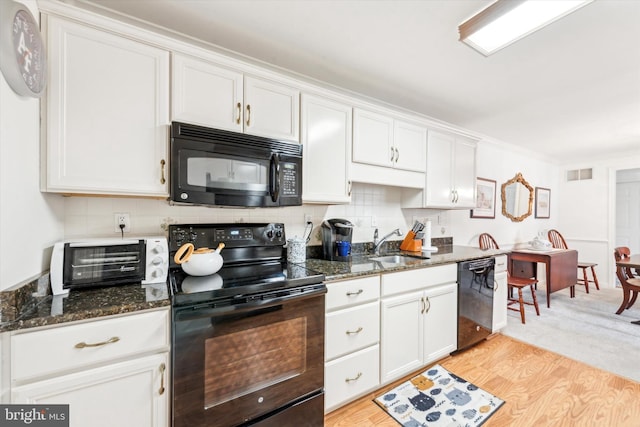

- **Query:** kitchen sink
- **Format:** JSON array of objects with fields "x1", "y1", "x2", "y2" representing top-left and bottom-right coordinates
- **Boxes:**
[{"x1": 369, "y1": 254, "x2": 429, "y2": 264}]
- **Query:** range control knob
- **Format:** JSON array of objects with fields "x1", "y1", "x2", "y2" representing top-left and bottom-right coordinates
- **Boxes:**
[
  {"x1": 151, "y1": 256, "x2": 164, "y2": 266},
  {"x1": 150, "y1": 268, "x2": 164, "y2": 279},
  {"x1": 151, "y1": 244, "x2": 165, "y2": 254},
  {"x1": 266, "y1": 229, "x2": 274, "y2": 239}
]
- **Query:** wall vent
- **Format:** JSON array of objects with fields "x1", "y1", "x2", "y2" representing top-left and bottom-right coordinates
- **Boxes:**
[{"x1": 567, "y1": 168, "x2": 593, "y2": 181}]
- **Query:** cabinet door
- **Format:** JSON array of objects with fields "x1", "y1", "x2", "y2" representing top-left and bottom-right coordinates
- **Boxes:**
[
  {"x1": 244, "y1": 76, "x2": 299, "y2": 141},
  {"x1": 393, "y1": 120, "x2": 427, "y2": 173},
  {"x1": 452, "y1": 137, "x2": 477, "y2": 208},
  {"x1": 492, "y1": 271, "x2": 508, "y2": 332},
  {"x1": 44, "y1": 17, "x2": 169, "y2": 196},
  {"x1": 380, "y1": 290, "x2": 424, "y2": 383},
  {"x1": 423, "y1": 283, "x2": 458, "y2": 362},
  {"x1": 12, "y1": 353, "x2": 169, "y2": 427},
  {"x1": 425, "y1": 130, "x2": 455, "y2": 207},
  {"x1": 352, "y1": 108, "x2": 394, "y2": 168},
  {"x1": 172, "y1": 53, "x2": 243, "y2": 132},
  {"x1": 301, "y1": 94, "x2": 352, "y2": 203}
]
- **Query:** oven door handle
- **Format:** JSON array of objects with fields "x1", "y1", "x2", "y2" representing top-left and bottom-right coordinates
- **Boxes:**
[{"x1": 174, "y1": 286, "x2": 326, "y2": 321}]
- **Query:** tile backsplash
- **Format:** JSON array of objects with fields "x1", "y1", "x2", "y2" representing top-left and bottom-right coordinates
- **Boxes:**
[{"x1": 63, "y1": 183, "x2": 451, "y2": 245}]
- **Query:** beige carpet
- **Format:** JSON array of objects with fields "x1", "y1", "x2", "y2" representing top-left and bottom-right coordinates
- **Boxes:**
[{"x1": 501, "y1": 285, "x2": 640, "y2": 383}]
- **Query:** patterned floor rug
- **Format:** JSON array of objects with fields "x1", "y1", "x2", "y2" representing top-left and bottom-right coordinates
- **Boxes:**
[{"x1": 374, "y1": 364, "x2": 504, "y2": 427}]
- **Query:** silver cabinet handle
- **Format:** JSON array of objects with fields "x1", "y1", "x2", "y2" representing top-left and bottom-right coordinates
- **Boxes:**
[
  {"x1": 159, "y1": 363, "x2": 166, "y2": 395},
  {"x1": 236, "y1": 102, "x2": 242, "y2": 124},
  {"x1": 390, "y1": 147, "x2": 395, "y2": 162},
  {"x1": 345, "y1": 372, "x2": 362, "y2": 383},
  {"x1": 160, "y1": 159, "x2": 166, "y2": 185},
  {"x1": 345, "y1": 327, "x2": 363, "y2": 335},
  {"x1": 348, "y1": 180, "x2": 352, "y2": 197},
  {"x1": 346, "y1": 289, "x2": 363, "y2": 296},
  {"x1": 425, "y1": 296, "x2": 431, "y2": 313},
  {"x1": 246, "y1": 104, "x2": 251, "y2": 126},
  {"x1": 75, "y1": 336, "x2": 120, "y2": 349},
  {"x1": 421, "y1": 296, "x2": 426, "y2": 314},
  {"x1": 395, "y1": 147, "x2": 399, "y2": 163}
]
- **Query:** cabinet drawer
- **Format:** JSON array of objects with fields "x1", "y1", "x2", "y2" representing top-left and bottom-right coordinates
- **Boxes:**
[
  {"x1": 325, "y1": 302, "x2": 379, "y2": 361},
  {"x1": 381, "y1": 264, "x2": 457, "y2": 296},
  {"x1": 12, "y1": 309, "x2": 169, "y2": 382},
  {"x1": 326, "y1": 276, "x2": 380, "y2": 311},
  {"x1": 495, "y1": 255, "x2": 508, "y2": 273},
  {"x1": 325, "y1": 345, "x2": 380, "y2": 412}
]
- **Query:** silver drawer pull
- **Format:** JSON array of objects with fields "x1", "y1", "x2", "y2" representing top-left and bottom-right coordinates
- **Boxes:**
[
  {"x1": 346, "y1": 289, "x2": 363, "y2": 296},
  {"x1": 74, "y1": 336, "x2": 120, "y2": 349},
  {"x1": 345, "y1": 372, "x2": 362, "y2": 383},
  {"x1": 345, "y1": 327, "x2": 363, "y2": 335},
  {"x1": 159, "y1": 363, "x2": 166, "y2": 395},
  {"x1": 344, "y1": 372, "x2": 362, "y2": 383}
]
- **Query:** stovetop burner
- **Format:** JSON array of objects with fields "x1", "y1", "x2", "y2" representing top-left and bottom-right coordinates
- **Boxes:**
[{"x1": 168, "y1": 223, "x2": 324, "y2": 307}]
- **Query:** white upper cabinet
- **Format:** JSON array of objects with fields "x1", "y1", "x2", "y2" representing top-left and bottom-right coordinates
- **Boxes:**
[
  {"x1": 43, "y1": 16, "x2": 170, "y2": 197},
  {"x1": 393, "y1": 120, "x2": 428, "y2": 172},
  {"x1": 424, "y1": 129, "x2": 477, "y2": 208},
  {"x1": 301, "y1": 94, "x2": 352, "y2": 204},
  {"x1": 172, "y1": 53, "x2": 300, "y2": 142},
  {"x1": 171, "y1": 53, "x2": 243, "y2": 132},
  {"x1": 352, "y1": 108, "x2": 426, "y2": 173}
]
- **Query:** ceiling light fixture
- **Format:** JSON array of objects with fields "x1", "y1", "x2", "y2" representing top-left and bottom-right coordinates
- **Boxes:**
[{"x1": 458, "y1": 0, "x2": 593, "y2": 56}]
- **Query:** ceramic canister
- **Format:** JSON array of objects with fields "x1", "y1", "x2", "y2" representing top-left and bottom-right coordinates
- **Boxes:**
[{"x1": 287, "y1": 238, "x2": 306, "y2": 263}]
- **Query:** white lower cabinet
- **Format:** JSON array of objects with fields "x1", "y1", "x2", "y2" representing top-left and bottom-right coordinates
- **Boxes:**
[
  {"x1": 380, "y1": 265, "x2": 458, "y2": 383},
  {"x1": 12, "y1": 353, "x2": 168, "y2": 427},
  {"x1": 325, "y1": 345, "x2": 380, "y2": 411},
  {"x1": 9, "y1": 308, "x2": 170, "y2": 427},
  {"x1": 324, "y1": 276, "x2": 380, "y2": 412},
  {"x1": 492, "y1": 255, "x2": 508, "y2": 332}
]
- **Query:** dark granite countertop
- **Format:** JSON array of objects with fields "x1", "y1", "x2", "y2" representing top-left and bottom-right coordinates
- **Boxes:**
[
  {"x1": 0, "y1": 245, "x2": 506, "y2": 334},
  {"x1": 0, "y1": 282, "x2": 170, "y2": 333},
  {"x1": 300, "y1": 245, "x2": 510, "y2": 281}
]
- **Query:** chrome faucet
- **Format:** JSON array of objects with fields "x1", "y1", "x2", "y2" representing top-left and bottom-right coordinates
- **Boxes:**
[{"x1": 373, "y1": 228, "x2": 402, "y2": 255}]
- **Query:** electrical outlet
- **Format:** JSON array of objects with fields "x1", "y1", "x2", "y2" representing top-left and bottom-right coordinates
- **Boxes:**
[{"x1": 114, "y1": 213, "x2": 131, "y2": 233}]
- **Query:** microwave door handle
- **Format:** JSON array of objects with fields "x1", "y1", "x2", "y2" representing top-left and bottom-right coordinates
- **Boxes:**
[{"x1": 269, "y1": 153, "x2": 280, "y2": 203}]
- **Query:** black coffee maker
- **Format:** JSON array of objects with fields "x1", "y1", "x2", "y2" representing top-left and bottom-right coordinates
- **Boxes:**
[{"x1": 321, "y1": 218, "x2": 354, "y2": 261}]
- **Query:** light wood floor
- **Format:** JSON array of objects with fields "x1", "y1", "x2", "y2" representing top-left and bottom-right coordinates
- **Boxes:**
[{"x1": 324, "y1": 334, "x2": 640, "y2": 426}]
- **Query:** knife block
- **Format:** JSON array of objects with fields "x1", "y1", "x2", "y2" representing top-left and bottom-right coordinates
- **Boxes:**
[{"x1": 399, "y1": 231, "x2": 422, "y2": 252}]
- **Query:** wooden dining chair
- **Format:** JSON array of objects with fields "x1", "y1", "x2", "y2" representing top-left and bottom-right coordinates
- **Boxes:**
[
  {"x1": 613, "y1": 247, "x2": 640, "y2": 314},
  {"x1": 478, "y1": 233, "x2": 540, "y2": 324},
  {"x1": 548, "y1": 229, "x2": 600, "y2": 293}
]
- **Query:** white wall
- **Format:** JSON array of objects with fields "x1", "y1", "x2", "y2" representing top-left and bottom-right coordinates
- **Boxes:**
[
  {"x1": 557, "y1": 151, "x2": 640, "y2": 289},
  {"x1": 0, "y1": 0, "x2": 64, "y2": 291}
]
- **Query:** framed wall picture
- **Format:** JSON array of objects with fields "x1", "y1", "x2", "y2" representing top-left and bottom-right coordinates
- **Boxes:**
[
  {"x1": 471, "y1": 178, "x2": 496, "y2": 219},
  {"x1": 535, "y1": 187, "x2": 551, "y2": 218}
]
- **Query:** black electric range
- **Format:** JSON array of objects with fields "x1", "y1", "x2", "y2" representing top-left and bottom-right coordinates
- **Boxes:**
[{"x1": 167, "y1": 223, "x2": 325, "y2": 307}]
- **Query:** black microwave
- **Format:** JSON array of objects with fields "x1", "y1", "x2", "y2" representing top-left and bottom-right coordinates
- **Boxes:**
[{"x1": 170, "y1": 122, "x2": 302, "y2": 208}]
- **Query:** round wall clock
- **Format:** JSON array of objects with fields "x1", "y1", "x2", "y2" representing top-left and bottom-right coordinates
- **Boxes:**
[{"x1": 0, "y1": 1, "x2": 47, "y2": 98}]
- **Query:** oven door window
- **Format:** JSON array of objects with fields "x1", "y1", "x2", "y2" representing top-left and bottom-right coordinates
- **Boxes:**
[
  {"x1": 186, "y1": 152, "x2": 268, "y2": 193},
  {"x1": 204, "y1": 317, "x2": 306, "y2": 408},
  {"x1": 63, "y1": 241, "x2": 145, "y2": 287}
]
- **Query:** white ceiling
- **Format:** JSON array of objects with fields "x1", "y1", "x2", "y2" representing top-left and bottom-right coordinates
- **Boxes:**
[{"x1": 72, "y1": 0, "x2": 640, "y2": 162}]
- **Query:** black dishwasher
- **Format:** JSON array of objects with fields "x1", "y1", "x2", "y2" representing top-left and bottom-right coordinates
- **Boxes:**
[{"x1": 456, "y1": 257, "x2": 495, "y2": 352}]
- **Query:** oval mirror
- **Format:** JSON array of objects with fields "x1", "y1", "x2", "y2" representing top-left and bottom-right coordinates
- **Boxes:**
[{"x1": 501, "y1": 173, "x2": 534, "y2": 222}]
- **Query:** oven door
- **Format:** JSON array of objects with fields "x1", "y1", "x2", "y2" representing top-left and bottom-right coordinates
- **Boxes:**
[{"x1": 172, "y1": 287, "x2": 325, "y2": 427}]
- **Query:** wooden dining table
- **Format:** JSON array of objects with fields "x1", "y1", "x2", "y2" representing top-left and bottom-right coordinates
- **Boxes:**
[
  {"x1": 616, "y1": 254, "x2": 640, "y2": 270},
  {"x1": 509, "y1": 248, "x2": 578, "y2": 308}
]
